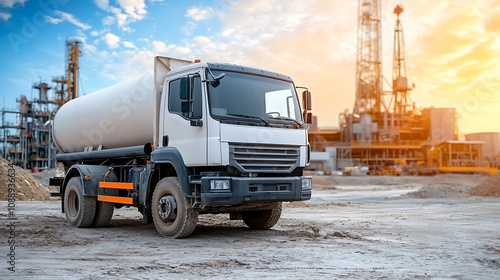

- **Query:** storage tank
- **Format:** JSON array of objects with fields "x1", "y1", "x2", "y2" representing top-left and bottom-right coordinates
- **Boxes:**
[
  {"x1": 421, "y1": 107, "x2": 457, "y2": 143},
  {"x1": 53, "y1": 73, "x2": 155, "y2": 153},
  {"x1": 465, "y1": 132, "x2": 500, "y2": 160}
]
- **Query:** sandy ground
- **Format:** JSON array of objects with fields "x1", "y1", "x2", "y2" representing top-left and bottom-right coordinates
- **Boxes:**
[{"x1": 1, "y1": 175, "x2": 499, "y2": 279}]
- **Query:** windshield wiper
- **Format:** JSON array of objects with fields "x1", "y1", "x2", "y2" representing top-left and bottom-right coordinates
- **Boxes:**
[
  {"x1": 226, "y1": 113, "x2": 270, "y2": 126},
  {"x1": 271, "y1": 116, "x2": 302, "y2": 127}
]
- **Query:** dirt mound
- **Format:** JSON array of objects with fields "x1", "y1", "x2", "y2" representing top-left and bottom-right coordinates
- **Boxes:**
[
  {"x1": 405, "y1": 184, "x2": 473, "y2": 198},
  {"x1": 470, "y1": 174, "x2": 500, "y2": 197},
  {"x1": 0, "y1": 157, "x2": 50, "y2": 201}
]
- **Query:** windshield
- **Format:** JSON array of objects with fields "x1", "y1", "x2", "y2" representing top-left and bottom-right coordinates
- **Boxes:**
[{"x1": 207, "y1": 70, "x2": 302, "y2": 127}]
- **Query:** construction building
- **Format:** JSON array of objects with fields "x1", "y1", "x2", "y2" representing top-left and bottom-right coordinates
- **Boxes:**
[
  {"x1": 308, "y1": 1, "x2": 494, "y2": 175},
  {"x1": 0, "y1": 40, "x2": 81, "y2": 170}
]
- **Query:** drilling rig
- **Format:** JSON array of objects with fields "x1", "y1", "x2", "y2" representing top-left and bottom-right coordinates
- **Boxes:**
[
  {"x1": 336, "y1": 2, "x2": 436, "y2": 173},
  {"x1": 353, "y1": 0, "x2": 383, "y2": 117},
  {"x1": 53, "y1": 39, "x2": 81, "y2": 107},
  {"x1": 391, "y1": 5, "x2": 413, "y2": 115}
]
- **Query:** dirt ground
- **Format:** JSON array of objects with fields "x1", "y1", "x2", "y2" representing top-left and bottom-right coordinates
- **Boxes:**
[{"x1": 1, "y1": 174, "x2": 499, "y2": 279}]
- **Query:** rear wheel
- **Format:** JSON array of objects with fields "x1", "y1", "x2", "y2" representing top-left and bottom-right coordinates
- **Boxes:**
[
  {"x1": 64, "y1": 177, "x2": 96, "y2": 228},
  {"x1": 152, "y1": 177, "x2": 198, "y2": 238},
  {"x1": 242, "y1": 202, "x2": 282, "y2": 230},
  {"x1": 92, "y1": 201, "x2": 114, "y2": 227}
]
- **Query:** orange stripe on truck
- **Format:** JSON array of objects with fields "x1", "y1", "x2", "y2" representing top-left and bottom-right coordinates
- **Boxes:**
[
  {"x1": 98, "y1": 195, "x2": 133, "y2": 205},
  {"x1": 99, "y1": 182, "x2": 134, "y2": 190}
]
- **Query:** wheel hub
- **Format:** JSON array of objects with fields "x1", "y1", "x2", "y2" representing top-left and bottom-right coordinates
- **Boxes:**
[{"x1": 158, "y1": 195, "x2": 177, "y2": 220}]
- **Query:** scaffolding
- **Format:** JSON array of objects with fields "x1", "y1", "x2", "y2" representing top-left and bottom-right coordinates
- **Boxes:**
[{"x1": 1, "y1": 83, "x2": 59, "y2": 170}]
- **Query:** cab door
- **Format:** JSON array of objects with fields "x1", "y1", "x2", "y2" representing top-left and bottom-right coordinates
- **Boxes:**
[{"x1": 160, "y1": 73, "x2": 207, "y2": 166}]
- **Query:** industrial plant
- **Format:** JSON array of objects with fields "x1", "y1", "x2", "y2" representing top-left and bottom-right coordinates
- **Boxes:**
[
  {"x1": 0, "y1": 40, "x2": 81, "y2": 171},
  {"x1": 308, "y1": 1, "x2": 500, "y2": 175}
]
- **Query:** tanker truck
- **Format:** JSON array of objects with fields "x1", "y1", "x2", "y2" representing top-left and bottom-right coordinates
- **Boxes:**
[{"x1": 50, "y1": 56, "x2": 312, "y2": 238}]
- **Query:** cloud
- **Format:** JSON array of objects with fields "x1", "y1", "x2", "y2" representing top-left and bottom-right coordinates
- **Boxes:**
[
  {"x1": 192, "y1": 36, "x2": 212, "y2": 47},
  {"x1": 45, "y1": 15, "x2": 62, "y2": 24},
  {"x1": 186, "y1": 7, "x2": 216, "y2": 21},
  {"x1": 123, "y1": 41, "x2": 137, "y2": 49},
  {"x1": 152, "y1": 40, "x2": 167, "y2": 52},
  {"x1": 45, "y1": 11, "x2": 91, "y2": 30},
  {"x1": 181, "y1": 21, "x2": 196, "y2": 35},
  {"x1": 401, "y1": 0, "x2": 500, "y2": 133},
  {"x1": 103, "y1": 33, "x2": 120, "y2": 49},
  {"x1": 0, "y1": 0, "x2": 26, "y2": 21},
  {"x1": 182, "y1": 6, "x2": 218, "y2": 35},
  {"x1": 95, "y1": 0, "x2": 109, "y2": 10},
  {"x1": 118, "y1": 0, "x2": 147, "y2": 20},
  {"x1": 102, "y1": 15, "x2": 115, "y2": 26},
  {"x1": 0, "y1": 11, "x2": 11, "y2": 21},
  {"x1": 484, "y1": 7, "x2": 500, "y2": 33},
  {"x1": 95, "y1": 0, "x2": 148, "y2": 31},
  {"x1": 90, "y1": 28, "x2": 109, "y2": 37},
  {"x1": 85, "y1": 43, "x2": 97, "y2": 54},
  {"x1": 0, "y1": 0, "x2": 26, "y2": 8}
]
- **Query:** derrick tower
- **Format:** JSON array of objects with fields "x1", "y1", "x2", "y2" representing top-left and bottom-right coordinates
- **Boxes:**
[
  {"x1": 391, "y1": 5, "x2": 413, "y2": 114},
  {"x1": 353, "y1": 0, "x2": 383, "y2": 115},
  {"x1": 53, "y1": 39, "x2": 81, "y2": 107}
]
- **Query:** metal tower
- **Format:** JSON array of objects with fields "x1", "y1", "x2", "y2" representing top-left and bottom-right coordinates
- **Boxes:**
[
  {"x1": 353, "y1": 0, "x2": 383, "y2": 115},
  {"x1": 53, "y1": 39, "x2": 81, "y2": 107},
  {"x1": 391, "y1": 5, "x2": 413, "y2": 114}
]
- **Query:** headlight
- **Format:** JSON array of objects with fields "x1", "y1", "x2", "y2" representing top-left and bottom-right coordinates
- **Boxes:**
[
  {"x1": 210, "y1": 179, "x2": 230, "y2": 191},
  {"x1": 301, "y1": 177, "x2": 312, "y2": 190}
]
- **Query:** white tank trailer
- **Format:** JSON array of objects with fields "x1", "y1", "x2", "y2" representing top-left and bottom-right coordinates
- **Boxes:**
[{"x1": 53, "y1": 73, "x2": 156, "y2": 153}]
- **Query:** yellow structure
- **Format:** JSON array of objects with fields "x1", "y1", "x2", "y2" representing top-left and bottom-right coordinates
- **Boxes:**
[
  {"x1": 429, "y1": 141, "x2": 491, "y2": 174},
  {"x1": 53, "y1": 39, "x2": 81, "y2": 107}
]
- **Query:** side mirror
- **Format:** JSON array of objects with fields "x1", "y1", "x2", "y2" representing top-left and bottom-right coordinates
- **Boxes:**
[
  {"x1": 302, "y1": 90, "x2": 312, "y2": 111},
  {"x1": 304, "y1": 112, "x2": 313, "y2": 124},
  {"x1": 300, "y1": 89, "x2": 312, "y2": 124}
]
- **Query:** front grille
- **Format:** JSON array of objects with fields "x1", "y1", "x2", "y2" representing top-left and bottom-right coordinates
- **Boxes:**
[
  {"x1": 249, "y1": 183, "x2": 291, "y2": 192},
  {"x1": 229, "y1": 143, "x2": 300, "y2": 173}
]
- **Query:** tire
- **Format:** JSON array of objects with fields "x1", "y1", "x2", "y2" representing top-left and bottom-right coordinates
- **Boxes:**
[
  {"x1": 92, "y1": 201, "x2": 114, "y2": 227},
  {"x1": 242, "y1": 202, "x2": 282, "y2": 230},
  {"x1": 64, "y1": 177, "x2": 96, "y2": 228},
  {"x1": 152, "y1": 177, "x2": 198, "y2": 238}
]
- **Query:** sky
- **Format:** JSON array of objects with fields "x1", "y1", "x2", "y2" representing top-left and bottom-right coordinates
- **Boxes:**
[{"x1": 0, "y1": 0, "x2": 499, "y2": 135}]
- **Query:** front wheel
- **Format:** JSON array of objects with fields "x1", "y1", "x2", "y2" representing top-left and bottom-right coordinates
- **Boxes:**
[
  {"x1": 242, "y1": 202, "x2": 282, "y2": 230},
  {"x1": 152, "y1": 177, "x2": 198, "y2": 238}
]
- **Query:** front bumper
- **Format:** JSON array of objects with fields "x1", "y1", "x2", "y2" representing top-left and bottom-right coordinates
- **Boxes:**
[{"x1": 200, "y1": 176, "x2": 311, "y2": 206}]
